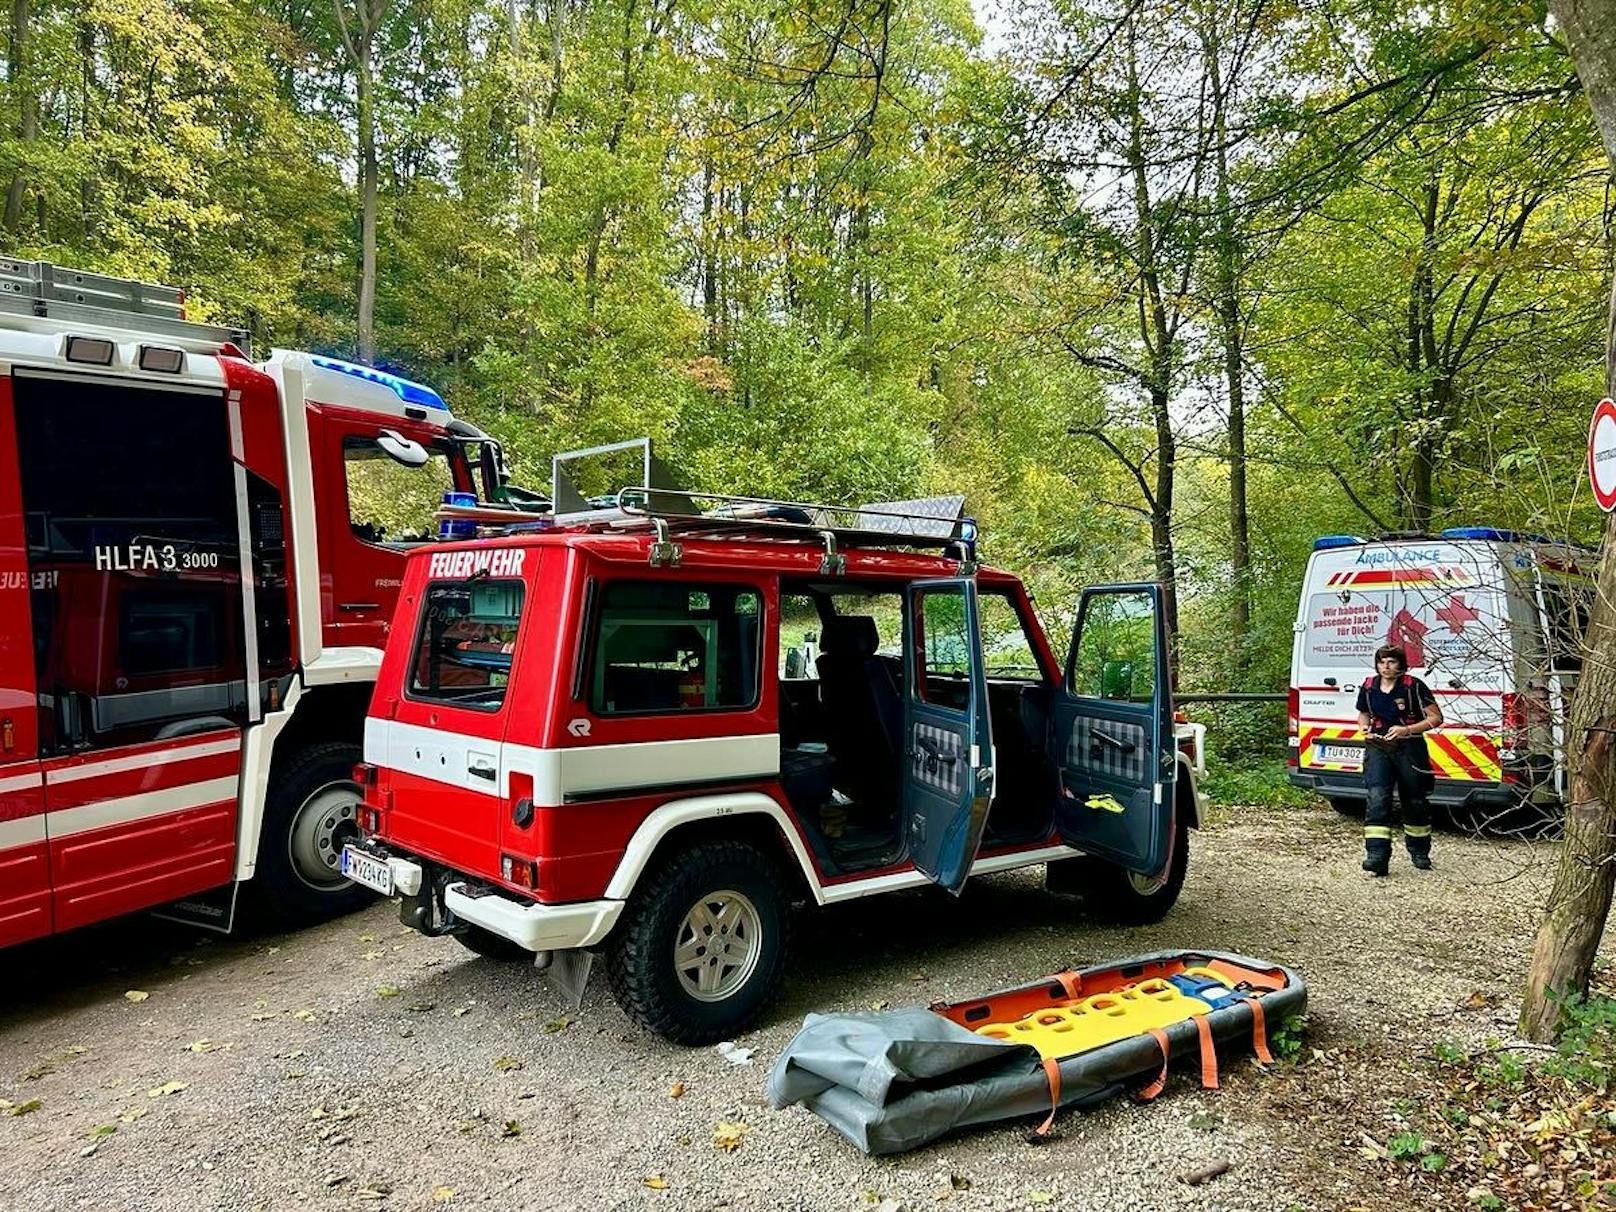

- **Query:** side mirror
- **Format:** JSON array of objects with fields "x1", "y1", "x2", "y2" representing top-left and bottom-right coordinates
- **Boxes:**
[
  {"x1": 376, "y1": 429, "x2": 430, "y2": 468},
  {"x1": 1101, "y1": 659, "x2": 1134, "y2": 700}
]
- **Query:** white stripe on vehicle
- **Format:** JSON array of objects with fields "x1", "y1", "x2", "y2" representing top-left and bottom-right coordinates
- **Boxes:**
[
  {"x1": 45, "y1": 775, "x2": 240, "y2": 838},
  {"x1": 229, "y1": 394, "x2": 262, "y2": 724},
  {"x1": 45, "y1": 736, "x2": 241, "y2": 786},
  {"x1": 366, "y1": 718, "x2": 779, "y2": 802},
  {"x1": 0, "y1": 769, "x2": 44, "y2": 795},
  {"x1": 0, "y1": 815, "x2": 46, "y2": 850}
]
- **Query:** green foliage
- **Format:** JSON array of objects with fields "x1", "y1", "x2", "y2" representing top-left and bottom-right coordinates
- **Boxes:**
[
  {"x1": 1542, "y1": 990, "x2": 1616, "y2": 1092},
  {"x1": 0, "y1": 0, "x2": 1604, "y2": 721},
  {"x1": 1387, "y1": 1130, "x2": 1427, "y2": 1161},
  {"x1": 1269, "y1": 1014, "x2": 1308, "y2": 1063}
]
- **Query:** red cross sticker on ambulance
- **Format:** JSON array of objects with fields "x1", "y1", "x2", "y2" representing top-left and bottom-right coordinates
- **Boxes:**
[{"x1": 1434, "y1": 594, "x2": 1480, "y2": 634}]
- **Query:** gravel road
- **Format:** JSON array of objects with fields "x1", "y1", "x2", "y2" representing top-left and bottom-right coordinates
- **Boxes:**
[{"x1": 0, "y1": 806, "x2": 1590, "y2": 1212}]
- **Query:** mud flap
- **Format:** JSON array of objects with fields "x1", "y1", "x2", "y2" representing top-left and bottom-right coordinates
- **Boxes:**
[
  {"x1": 545, "y1": 948, "x2": 594, "y2": 1010},
  {"x1": 152, "y1": 881, "x2": 240, "y2": 935}
]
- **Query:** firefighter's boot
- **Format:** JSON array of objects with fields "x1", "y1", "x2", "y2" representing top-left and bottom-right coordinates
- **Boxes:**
[
  {"x1": 1362, "y1": 827, "x2": 1392, "y2": 877},
  {"x1": 1404, "y1": 821, "x2": 1433, "y2": 870}
]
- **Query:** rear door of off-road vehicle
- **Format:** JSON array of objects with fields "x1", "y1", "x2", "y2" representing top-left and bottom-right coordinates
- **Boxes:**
[{"x1": 1047, "y1": 583, "x2": 1176, "y2": 878}]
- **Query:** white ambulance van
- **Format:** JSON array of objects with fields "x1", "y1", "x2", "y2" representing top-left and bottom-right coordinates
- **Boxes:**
[{"x1": 1287, "y1": 528, "x2": 1595, "y2": 822}]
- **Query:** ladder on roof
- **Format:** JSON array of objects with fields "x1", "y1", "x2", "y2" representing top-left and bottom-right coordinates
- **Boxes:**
[{"x1": 0, "y1": 256, "x2": 250, "y2": 354}]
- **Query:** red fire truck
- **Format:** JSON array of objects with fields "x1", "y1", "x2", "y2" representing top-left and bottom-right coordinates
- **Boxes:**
[{"x1": 0, "y1": 258, "x2": 528, "y2": 945}]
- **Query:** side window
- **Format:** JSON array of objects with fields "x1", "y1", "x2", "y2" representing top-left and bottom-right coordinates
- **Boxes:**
[
  {"x1": 1069, "y1": 590, "x2": 1157, "y2": 702},
  {"x1": 344, "y1": 436, "x2": 455, "y2": 545},
  {"x1": 779, "y1": 592, "x2": 820, "y2": 680},
  {"x1": 15, "y1": 375, "x2": 247, "y2": 754},
  {"x1": 408, "y1": 581, "x2": 524, "y2": 709},
  {"x1": 979, "y1": 591, "x2": 1043, "y2": 681},
  {"x1": 590, "y1": 581, "x2": 762, "y2": 715},
  {"x1": 1539, "y1": 580, "x2": 1590, "y2": 673},
  {"x1": 914, "y1": 585, "x2": 971, "y2": 705}
]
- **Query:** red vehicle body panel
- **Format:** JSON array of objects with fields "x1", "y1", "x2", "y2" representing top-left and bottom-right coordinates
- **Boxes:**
[{"x1": 366, "y1": 530, "x2": 1066, "y2": 905}]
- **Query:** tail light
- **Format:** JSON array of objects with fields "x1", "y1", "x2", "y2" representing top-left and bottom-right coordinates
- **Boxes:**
[
  {"x1": 500, "y1": 854, "x2": 538, "y2": 889},
  {"x1": 353, "y1": 762, "x2": 378, "y2": 789},
  {"x1": 1502, "y1": 692, "x2": 1525, "y2": 749},
  {"x1": 1286, "y1": 687, "x2": 1300, "y2": 767}
]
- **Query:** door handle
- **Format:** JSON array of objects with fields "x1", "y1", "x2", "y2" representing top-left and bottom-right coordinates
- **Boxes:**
[
  {"x1": 1090, "y1": 728, "x2": 1136, "y2": 754},
  {"x1": 915, "y1": 735, "x2": 957, "y2": 763},
  {"x1": 468, "y1": 760, "x2": 497, "y2": 781},
  {"x1": 339, "y1": 602, "x2": 381, "y2": 612}
]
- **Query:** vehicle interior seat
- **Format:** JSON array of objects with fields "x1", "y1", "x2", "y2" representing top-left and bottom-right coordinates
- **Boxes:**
[{"x1": 815, "y1": 615, "x2": 903, "y2": 810}]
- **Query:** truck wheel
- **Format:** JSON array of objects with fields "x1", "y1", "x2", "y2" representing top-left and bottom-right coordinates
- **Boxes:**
[
  {"x1": 1079, "y1": 819, "x2": 1190, "y2": 926},
  {"x1": 246, "y1": 741, "x2": 372, "y2": 928},
  {"x1": 605, "y1": 840, "x2": 791, "y2": 1045},
  {"x1": 455, "y1": 925, "x2": 531, "y2": 962}
]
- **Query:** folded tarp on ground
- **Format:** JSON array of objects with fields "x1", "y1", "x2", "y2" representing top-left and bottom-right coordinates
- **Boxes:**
[{"x1": 766, "y1": 950, "x2": 1307, "y2": 1155}]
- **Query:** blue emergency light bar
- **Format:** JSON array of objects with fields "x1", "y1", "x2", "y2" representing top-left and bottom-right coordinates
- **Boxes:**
[
  {"x1": 1312, "y1": 534, "x2": 1366, "y2": 550},
  {"x1": 310, "y1": 354, "x2": 448, "y2": 411},
  {"x1": 1440, "y1": 526, "x2": 1562, "y2": 545}
]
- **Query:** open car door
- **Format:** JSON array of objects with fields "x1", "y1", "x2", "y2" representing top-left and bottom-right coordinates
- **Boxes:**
[
  {"x1": 1048, "y1": 584, "x2": 1175, "y2": 878},
  {"x1": 901, "y1": 579, "x2": 994, "y2": 895}
]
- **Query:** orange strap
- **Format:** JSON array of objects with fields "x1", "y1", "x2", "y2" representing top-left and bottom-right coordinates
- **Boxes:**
[
  {"x1": 1194, "y1": 1014, "x2": 1220, "y2": 1089},
  {"x1": 1245, "y1": 996, "x2": 1274, "y2": 1065},
  {"x1": 1137, "y1": 1027, "x2": 1171, "y2": 1100},
  {"x1": 1035, "y1": 1057, "x2": 1062, "y2": 1135},
  {"x1": 1052, "y1": 971, "x2": 1082, "y2": 1002}
]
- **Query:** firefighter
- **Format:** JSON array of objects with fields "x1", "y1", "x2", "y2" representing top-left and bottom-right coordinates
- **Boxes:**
[{"x1": 1355, "y1": 644, "x2": 1443, "y2": 875}]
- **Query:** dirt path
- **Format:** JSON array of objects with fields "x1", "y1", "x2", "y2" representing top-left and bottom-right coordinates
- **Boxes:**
[{"x1": 0, "y1": 806, "x2": 1589, "y2": 1212}]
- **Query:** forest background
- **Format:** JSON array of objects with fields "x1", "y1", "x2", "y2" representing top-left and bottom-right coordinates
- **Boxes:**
[{"x1": 2, "y1": 0, "x2": 1611, "y2": 800}]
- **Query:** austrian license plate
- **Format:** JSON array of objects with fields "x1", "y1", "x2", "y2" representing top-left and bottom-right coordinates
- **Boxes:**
[
  {"x1": 340, "y1": 846, "x2": 393, "y2": 896},
  {"x1": 1314, "y1": 743, "x2": 1362, "y2": 765}
]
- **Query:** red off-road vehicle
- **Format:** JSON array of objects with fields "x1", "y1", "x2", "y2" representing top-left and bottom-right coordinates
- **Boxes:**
[{"x1": 345, "y1": 446, "x2": 1207, "y2": 1042}]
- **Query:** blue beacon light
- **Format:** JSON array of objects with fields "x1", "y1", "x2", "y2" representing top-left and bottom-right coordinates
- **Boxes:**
[{"x1": 310, "y1": 355, "x2": 448, "y2": 411}]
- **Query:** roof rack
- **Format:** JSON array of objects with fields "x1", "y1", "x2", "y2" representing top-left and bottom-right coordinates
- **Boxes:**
[
  {"x1": 0, "y1": 256, "x2": 250, "y2": 354},
  {"x1": 541, "y1": 437, "x2": 978, "y2": 571}
]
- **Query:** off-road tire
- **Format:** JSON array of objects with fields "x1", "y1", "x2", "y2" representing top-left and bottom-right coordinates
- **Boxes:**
[
  {"x1": 605, "y1": 839, "x2": 791, "y2": 1045},
  {"x1": 454, "y1": 925, "x2": 531, "y2": 962},
  {"x1": 1076, "y1": 819, "x2": 1190, "y2": 926},
  {"x1": 1329, "y1": 797, "x2": 1366, "y2": 818},
  {"x1": 244, "y1": 741, "x2": 372, "y2": 928}
]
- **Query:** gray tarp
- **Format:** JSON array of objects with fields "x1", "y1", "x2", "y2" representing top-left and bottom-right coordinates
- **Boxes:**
[{"x1": 767, "y1": 950, "x2": 1307, "y2": 1155}]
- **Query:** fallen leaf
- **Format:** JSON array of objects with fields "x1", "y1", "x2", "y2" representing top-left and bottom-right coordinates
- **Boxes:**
[
  {"x1": 713, "y1": 1121, "x2": 748, "y2": 1152},
  {"x1": 432, "y1": 1187, "x2": 456, "y2": 1203},
  {"x1": 668, "y1": 1081, "x2": 686, "y2": 1099},
  {"x1": 5, "y1": 1099, "x2": 41, "y2": 1117},
  {"x1": 950, "y1": 1174, "x2": 971, "y2": 1190},
  {"x1": 293, "y1": 1010, "x2": 318, "y2": 1022},
  {"x1": 21, "y1": 1061, "x2": 54, "y2": 1080},
  {"x1": 542, "y1": 1018, "x2": 570, "y2": 1034},
  {"x1": 869, "y1": 1000, "x2": 890, "y2": 1011},
  {"x1": 451, "y1": 1006, "x2": 472, "y2": 1018},
  {"x1": 354, "y1": 1186, "x2": 389, "y2": 1200},
  {"x1": 184, "y1": 1039, "x2": 223, "y2": 1054},
  {"x1": 375, "y1": 986, "x2": 401, "y2": 998},
  {"x1": 501, "y1": 1120, "x2": 522, "y2": 1138},
  {"x1": 494, "y1": 1056, "x2": 524, "y2": 1073},
  {"x1": 62, "y1": 1045, "x2": 87, "y2": 1057},
  {"x1": 87, "y1": 1124, "x2": 117, "y2": 1140},
  {"x1": 362, "y1": 950, "x2": 386, "y2": 961},
  {"x1": 357, "y1": 933, "x2": 377, "y2": 943},
  {"x1": 406, "y1": 1002, "x2": 436, "y2": 1013},
  {"x1": 123, "y1": 991, "x2": 149, "y2": 1004},
  {"x1": 119, "y1": 1107, "x2": 147, "y2": 1124},
  {"x1": 643, "y1": 1176, "x2": 668, "y2": 1190},
  {"x1": 147, "y1": 1081, "x2": 188, "y2": 1097},
  {"x1": 1028, "y1": 1191, "x2": 1055, "y2": 1206}
]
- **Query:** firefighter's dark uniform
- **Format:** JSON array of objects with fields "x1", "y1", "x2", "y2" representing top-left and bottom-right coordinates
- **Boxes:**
[{"x1": 1354, "y1": 674, "x2": 1436, "y2": 874}]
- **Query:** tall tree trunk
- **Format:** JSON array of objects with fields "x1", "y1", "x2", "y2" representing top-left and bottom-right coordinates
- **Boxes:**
[
  {"x1": 1205, "y1": 17, "x2": 1250, "y2": 674},
  {"x1": 5, "y1": 0, "x2": 35, "y2": 232},
  {"x1": 357, "y1": 58, "x2": 378, "y2": 364},
  {"x1": 1520, "y1": 0, "x2": 1616, "y2": 1041},
  {"x1": 1408, "y1": 176, "x2": 1440, "y2": 530}
]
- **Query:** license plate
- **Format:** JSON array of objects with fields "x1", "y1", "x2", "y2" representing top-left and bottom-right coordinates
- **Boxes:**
[
  {"x1": 1314, "y1": 743, "x2": 1362, "y2": 765},
  {"x1": 341, "y1": 846, "x2": 393, "y2": 896}
]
